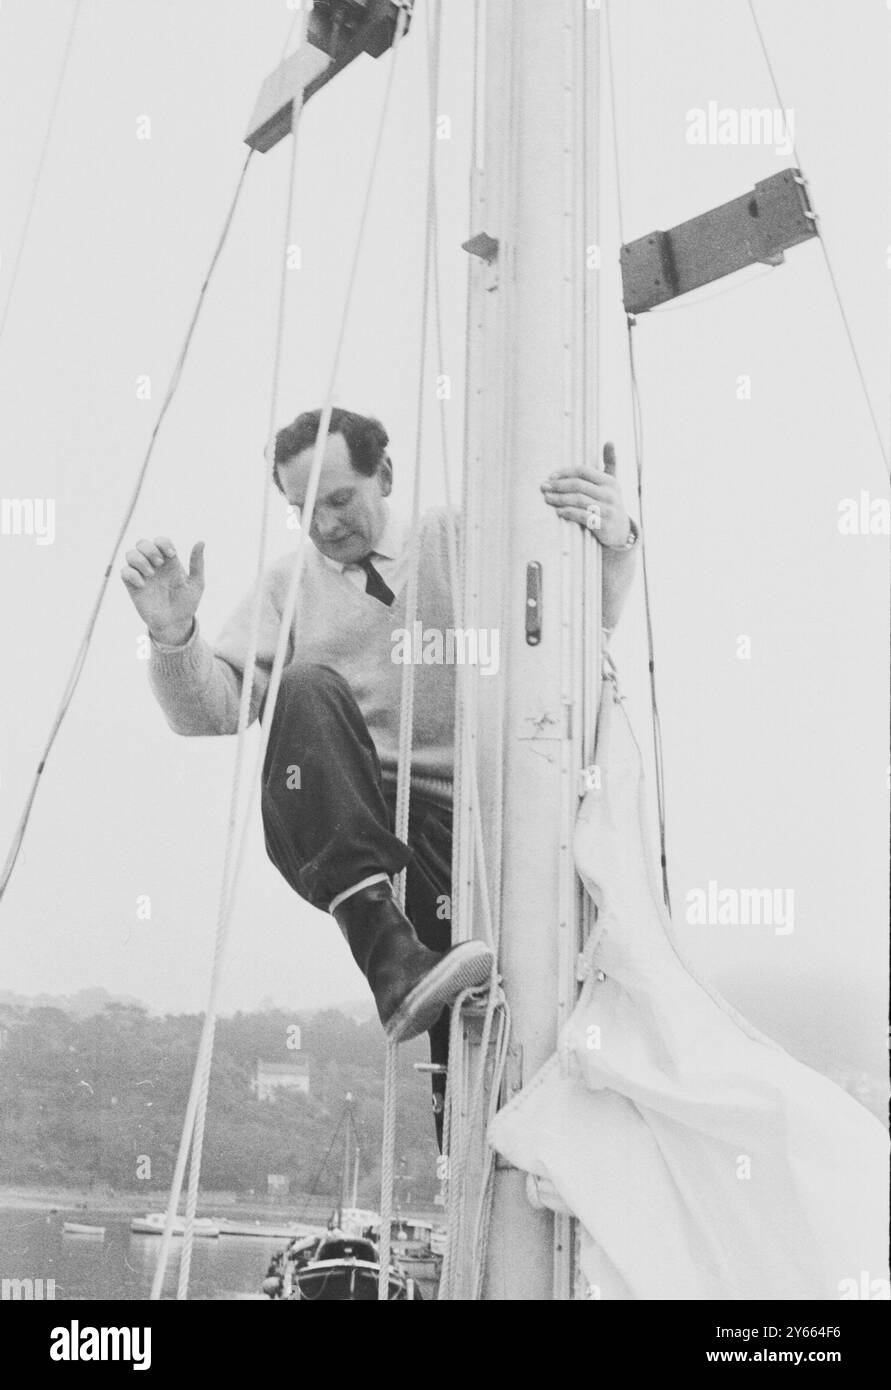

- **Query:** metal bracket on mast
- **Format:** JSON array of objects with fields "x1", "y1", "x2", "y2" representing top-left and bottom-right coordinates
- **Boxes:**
[
  {"x1": 620, "y1": 168, "x2": 818, "y2": 313},
  {"x1": 462, "y1": 231, "x2": 500, "y2": 291},
  {"x1": 245, "y1": 0, "x2": 414, "y2": 152}
]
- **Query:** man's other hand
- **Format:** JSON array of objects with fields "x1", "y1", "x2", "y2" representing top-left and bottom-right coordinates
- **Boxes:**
[
  {"x1": 120, "y1": 537, "x2": 205, "y2": 645},
  {"x1": 539, "y1": 441, "x2": 632, "y2": 548}
]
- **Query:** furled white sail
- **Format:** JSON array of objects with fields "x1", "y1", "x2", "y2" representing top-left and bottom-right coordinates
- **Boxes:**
[{"x1": 488, "y1": 670, "x2": 889, "y2": 1301}]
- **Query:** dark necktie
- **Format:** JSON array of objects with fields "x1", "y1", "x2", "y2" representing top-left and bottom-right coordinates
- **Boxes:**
[{"x1": 357, "y1": 554, "x2": 395, "y2": 607}]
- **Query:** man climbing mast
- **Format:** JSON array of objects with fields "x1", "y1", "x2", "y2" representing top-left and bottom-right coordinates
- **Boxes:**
[{"x1": 120, "y1": 407, "x2": 637, "y2": 1131}]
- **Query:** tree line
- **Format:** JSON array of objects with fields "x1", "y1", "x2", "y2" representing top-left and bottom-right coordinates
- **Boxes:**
[{"x1": 0, "y1": 1002, "x2": 439, "y2": 1203}]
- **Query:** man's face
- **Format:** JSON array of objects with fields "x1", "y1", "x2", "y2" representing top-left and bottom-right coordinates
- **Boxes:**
[{"x1": 277, "y1": 431, "x2": 391, "y2": 564}]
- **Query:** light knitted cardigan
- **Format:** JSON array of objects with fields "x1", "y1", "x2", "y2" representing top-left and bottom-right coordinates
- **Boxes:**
[{"x1": 148, "y1": 507, "x2": 456, "y2": 808}]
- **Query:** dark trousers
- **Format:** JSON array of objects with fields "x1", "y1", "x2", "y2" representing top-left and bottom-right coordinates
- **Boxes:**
[{"x1": 261, "y1": 663, "x2": 451, "y2": 1137}]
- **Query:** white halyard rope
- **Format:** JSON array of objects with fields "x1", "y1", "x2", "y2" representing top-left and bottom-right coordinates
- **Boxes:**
[
  {"x1": 378, "y1": 0, "x2": 440, "y2": 1302},
  {"x1": 176, "y1": 13, "x2": 312, "y2": 1301},
  {"x1": 152, "y1": 5, "x2": 410, "y2": 1300},
  {"x1": 432, "y1": 0, "x2": 509, "y2": 1301}
]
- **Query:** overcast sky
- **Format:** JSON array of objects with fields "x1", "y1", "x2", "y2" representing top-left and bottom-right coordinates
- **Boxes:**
[{"x1": 0, "y1": 0, "x2": 887, "y2": 1085}]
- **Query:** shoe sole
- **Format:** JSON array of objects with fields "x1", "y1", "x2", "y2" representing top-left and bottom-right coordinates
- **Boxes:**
[{"x1": 384, "y1": 940, "x2": 495, "y2": 1044}]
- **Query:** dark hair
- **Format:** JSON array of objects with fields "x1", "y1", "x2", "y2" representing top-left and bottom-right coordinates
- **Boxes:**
[{"x1": 272, "y1": 408, "x2": 390, "y2": 492}]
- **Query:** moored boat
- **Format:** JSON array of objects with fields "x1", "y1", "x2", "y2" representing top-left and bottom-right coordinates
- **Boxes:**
[
  {"x1": 380, "y1": 1217, "x2": 442, "y2": 1282},
  {"x1": 130, "y1": 1212, "x2": 220, "y2": 1238},
  {"x1": 262, "y1": 1230, "x2": 423, "y2": 1301}
]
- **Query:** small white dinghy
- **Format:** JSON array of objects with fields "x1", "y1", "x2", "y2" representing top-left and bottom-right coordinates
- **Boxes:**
[{"x1": 130, "y1": 1212, "x2": 220, "y2": 1238}]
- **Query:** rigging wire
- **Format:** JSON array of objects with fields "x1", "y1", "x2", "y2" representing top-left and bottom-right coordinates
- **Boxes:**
[
  {"x1": 603, "y1": 0, "x2": 672, "y2": 914},
  {"x1": 0, "y1": 0, "x2": 83, "y2": 354},
  {"x1": 603, "y1": 0, "x2": 891, "y2": 909},
  {"x1": 152, "y1": 2, "x2": 411, "y2": 1301},
  {"x1": 426, "y1": 0, "x2": 497, "y2": 954},
  {"x1": 429, "y1": 0, "x2": 511, "y2": 1301},
  {"x1": 0, "y1": 147, "x2": 255, "y2": 907},
  {"x1": 648, "y1": 264, "x2": 777, "y2": 315},
  {"x1": 436, "y1": 0, "x2": 499, "y2": 961},
  {"x1": 626, "y1": 316, "x2": 671, "y2": 912},
  {"x1": 376, "y1": 1041, "x2": 399, "y2": 1298},
  {"x1": 175, "y1": 0, "x2": 314, "y2": 1295},
  {"x1": 296, "y1": 1108, "x2": 348, "y2": 1226},
  {"x1": 277, "y1": 5, "x2": 307, "y2": 62},
  {"x1": 745, "y1": 0, "x2": 890, "y2": 484},
  {"x1": 377, "y1": 0, "x2": 445, "y2": 1305},
  {"x1": 176, "y1": 16, "x2": 311, "y2": 1299},
  {"x1": 0, "y1": 1, "x2": 308, "y2": 911}
]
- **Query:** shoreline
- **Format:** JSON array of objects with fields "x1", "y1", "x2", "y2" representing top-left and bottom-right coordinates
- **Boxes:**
[
  {"x1": 0, "y1": 1185, "x2": 333, "y2": 1220},
  {"x1": 0, "y1": 1184, "x2": 443, "y2": 1225}
]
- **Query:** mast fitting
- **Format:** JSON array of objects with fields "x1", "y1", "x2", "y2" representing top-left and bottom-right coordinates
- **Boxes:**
[
  {"x1": 462, "y1": 231, "x2": 500, "y2": 291},
  {"x1": 620, "y1": 168, "x2": 818, "y2": 313},
  {"x1": 245, "y1": 0, "x2": 414, "y2": 152}
]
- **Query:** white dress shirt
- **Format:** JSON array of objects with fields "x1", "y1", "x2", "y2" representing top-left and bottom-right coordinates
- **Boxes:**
[{"x1": 320, "y1": 505, "x2": 408, "y2": 595}]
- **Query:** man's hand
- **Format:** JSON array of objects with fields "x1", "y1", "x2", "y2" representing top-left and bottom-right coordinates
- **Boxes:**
[
  {"x1": 120, "y1": 537, "x2": 205, "y2": 645},
  {"x1": 539, "y1": 441, "x2": 632, "y2": 548}
]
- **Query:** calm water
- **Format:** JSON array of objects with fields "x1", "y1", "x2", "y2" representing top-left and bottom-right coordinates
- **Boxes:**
[{"x1": 0, "y1": 1207, "x2": 284, "y2": 1301}]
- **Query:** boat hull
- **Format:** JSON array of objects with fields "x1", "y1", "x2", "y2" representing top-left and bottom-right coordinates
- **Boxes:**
[
  {"x1": 395, "y1": 1253, "x2": 441, "y2": 1281},
  {"x1": 290, "y1": 1260, "x2": 422, "y2": 1301},
  {"x1": 130, "y1": 1214, "x2": 220, "y2": 1237}
]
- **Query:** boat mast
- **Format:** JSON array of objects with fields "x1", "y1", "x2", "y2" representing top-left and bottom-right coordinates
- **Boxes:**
[
  {"x1": 451, "y1": 0, "x2": 601, "y2": 1301},
  {"x1": 340, "y1": 1092, "x2": 355, "y2": 1223},
  {"x1": 351, "y1": 1148, "x2": 361, "y2": 1211}
]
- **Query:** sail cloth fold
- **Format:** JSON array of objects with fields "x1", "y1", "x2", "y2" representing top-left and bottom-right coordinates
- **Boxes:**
[{"x1": 488, "y1": 672, "x2": 889, "y2": 1301}]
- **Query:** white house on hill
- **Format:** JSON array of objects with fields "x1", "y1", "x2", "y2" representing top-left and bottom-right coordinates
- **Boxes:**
[{"x1": 254, "y1": 1059, "x2": 310, "y2": 1101}]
